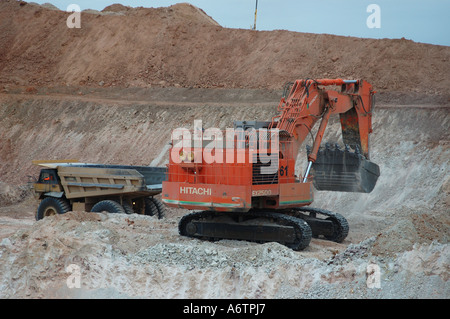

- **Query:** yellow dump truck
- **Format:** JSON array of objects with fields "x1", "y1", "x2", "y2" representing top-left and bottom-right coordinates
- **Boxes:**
[{"x1": 32, "y1": 161, "x2": 167, "y2": 220}]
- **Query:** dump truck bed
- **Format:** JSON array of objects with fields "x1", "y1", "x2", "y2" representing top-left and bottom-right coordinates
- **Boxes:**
[{"x1": 38, "y1": 163, "x2": 167, "y2": 199}]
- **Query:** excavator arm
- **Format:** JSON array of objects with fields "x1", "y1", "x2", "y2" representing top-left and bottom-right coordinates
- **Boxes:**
[{"x1": 270, "y1": 79, "x2": 380, "y2": 193}]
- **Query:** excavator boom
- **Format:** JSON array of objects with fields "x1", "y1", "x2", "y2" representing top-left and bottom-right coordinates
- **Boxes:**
[{"x1": 270, "y1": 78, "x2": 380, "y2": 193}]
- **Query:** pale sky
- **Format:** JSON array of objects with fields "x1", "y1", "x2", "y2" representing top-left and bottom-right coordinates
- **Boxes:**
[{"x1": 31, "y1": 0, "x2": 450, "y2": 46}]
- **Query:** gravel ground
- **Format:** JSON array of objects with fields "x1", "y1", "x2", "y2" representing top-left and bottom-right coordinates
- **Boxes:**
[{"x1": 0, "y1": 209, "x2": 448, "y2": 299}]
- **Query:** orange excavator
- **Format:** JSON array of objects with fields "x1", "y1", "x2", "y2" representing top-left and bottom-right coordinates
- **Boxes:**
[{"x1": 162, "y1": 79, "x2": 380, "y2": 250}]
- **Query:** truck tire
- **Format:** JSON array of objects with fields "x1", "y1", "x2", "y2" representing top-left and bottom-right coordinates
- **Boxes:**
[
  {"x1": 122, "y1": 201, "x2": 134, "y2": 214},
  {"x1": 36, "y1": 197, "x2": 71, "y2": 221},
  {"x1": 144, "y1": 198, "x2": 158, "y2": 217},
  {"x1": 91, "y1": 200, "x2": 126, "y2": 214},
  {"x1": 144, "y1": 197, "x2": 166, "y2": 219}
]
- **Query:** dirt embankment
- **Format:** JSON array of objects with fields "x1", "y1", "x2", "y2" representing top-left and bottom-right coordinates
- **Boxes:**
[
  {"x1": 0, "y1": 1, "x2": 449, "y2": 299},
  {"x1": 1, "y1": 0, "x2": 449, "y2": 95}
]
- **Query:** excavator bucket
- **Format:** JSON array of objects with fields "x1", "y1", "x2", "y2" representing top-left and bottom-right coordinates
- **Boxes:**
[{"x1": 308, "y1": 144, "x2": 380, "y2": 193}]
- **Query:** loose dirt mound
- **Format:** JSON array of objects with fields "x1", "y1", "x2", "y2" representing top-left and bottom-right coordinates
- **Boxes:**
[
  {"x1": 1, "y1": 211, "x2": 448, "y2": 298},
  {"x1": 0, "y1": 0, "x2": 449, "y2": 95},
  {"x1": 102, "y1": 4, "x2": 131, "y2": 13},
  {"x1": 0, "y1": 182, "x2": 28, "y2": 207}
]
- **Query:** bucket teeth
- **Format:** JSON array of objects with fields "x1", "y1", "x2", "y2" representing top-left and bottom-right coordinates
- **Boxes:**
[{"x1": 309, "y1": 142, "x2": 380, "y2": 193}]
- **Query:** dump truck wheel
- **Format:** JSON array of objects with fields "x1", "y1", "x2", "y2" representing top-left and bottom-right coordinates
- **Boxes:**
[
  {"x1": 91, "y1": 200, "x2": 126, "y2": 214},
  {"x1": 144, "y1": 197, "x2": 166, "y2": 219},
  {"x1": 36, "y1": 197, "x2": 71, "y2": 220},
  {"x1": 122, "y1": 201, "x2": 134, "y2": 214},
  {"x1": 150, "y1": 197, "x2": 166, "y2": 219},
  {"x1": 144, "y1": 198, "x2": 158, "y2": 216}
]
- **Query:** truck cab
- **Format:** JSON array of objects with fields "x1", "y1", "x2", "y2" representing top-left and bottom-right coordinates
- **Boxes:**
[{"x1": 33, "y1": 169, "x2": 63, "y2": 199}]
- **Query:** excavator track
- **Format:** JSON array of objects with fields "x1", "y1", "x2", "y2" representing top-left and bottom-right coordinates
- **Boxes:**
[
  {"x1": 290, "y1": 207, "x2": 349, "y2": 243},
  {"x1": 179, "y1": 210, "x2": 312, "y2": 251}
]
